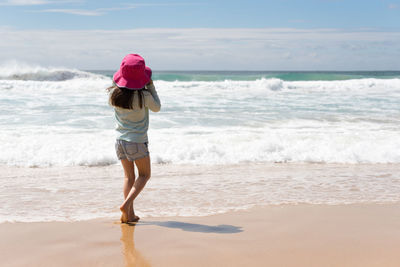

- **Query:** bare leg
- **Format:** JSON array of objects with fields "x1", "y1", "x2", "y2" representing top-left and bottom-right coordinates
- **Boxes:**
[
  {"x1": 120, "y1": 156, "x2": 151, "y2": 223},
  {"x1": 120, "y1": 159, "x2": 139, "y2": 223}
]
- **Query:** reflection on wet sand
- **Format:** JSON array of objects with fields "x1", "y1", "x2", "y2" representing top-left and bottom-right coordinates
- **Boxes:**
[{"x1": 120, "y1": 224, "x2": 151, "y2": 267}]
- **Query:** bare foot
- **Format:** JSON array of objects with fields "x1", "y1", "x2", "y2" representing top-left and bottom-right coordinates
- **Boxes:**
[
  {"x1": 120, "y1": 204, "x2": 129, "y2": 223},
  {"x1": 128, "y1": 206, "x2": 140, "y2": 222},
  {"x1": 128, "y1": 215, "x2": 140, "y2": 223},
  {"x1": 125, "y1": 202, "x2": 139, "y2": 222},
  {"x1": 128, "y1": 204, "x2": 133, "y2": 220}
]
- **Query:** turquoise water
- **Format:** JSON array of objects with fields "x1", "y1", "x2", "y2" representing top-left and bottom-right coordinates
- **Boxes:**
[{"x1": 92, "y1": 70, "x2": 400, "y2": 82}]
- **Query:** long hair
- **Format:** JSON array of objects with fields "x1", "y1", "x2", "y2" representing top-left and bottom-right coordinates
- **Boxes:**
[{"x1": 108, "y1": 84, "x2": 144, "y2": 109}]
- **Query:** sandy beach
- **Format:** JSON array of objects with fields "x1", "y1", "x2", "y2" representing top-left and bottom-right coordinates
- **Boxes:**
[
  {"x1": 1, "y1": 163, "x2": 400, "y2": 266},
  {"x1": 1, "y1": 203, "x2": 400, "y2": 267}
]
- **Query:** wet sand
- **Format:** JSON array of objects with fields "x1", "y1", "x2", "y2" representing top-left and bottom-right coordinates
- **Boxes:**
[
  {"x1": 1, "y1": 203, "x2": 400, "y2": 267},
  {"x1": 2, "y1": 163, "x2": 400, "y2": 222}
]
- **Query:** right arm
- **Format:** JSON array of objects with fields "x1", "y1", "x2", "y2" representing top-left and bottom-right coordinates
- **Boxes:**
[{"x1": 143, "y1": 80, "x2": 161, "y2": 112}]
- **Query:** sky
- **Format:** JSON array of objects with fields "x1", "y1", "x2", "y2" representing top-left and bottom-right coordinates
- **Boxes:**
[{"x1": 0, "y1": 0, "x2": 400, "y2": 70}]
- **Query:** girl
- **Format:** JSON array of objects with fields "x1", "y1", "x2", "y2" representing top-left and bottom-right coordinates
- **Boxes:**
[{"x1": 108, "y1": 54, "x2": 161, "y2": 223}]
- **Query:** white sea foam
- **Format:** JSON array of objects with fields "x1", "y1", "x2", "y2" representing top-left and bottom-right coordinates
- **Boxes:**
[
  {"x1": 0, "y1": 121, "x2": 399, "y2": 167},
  {"x1": 149, "y1": 123, "x2": 400, "y2": 164},
  {"x1": 0, "y1": 65, "x2": 399, "y2": 166},
  {"x1": 155, "y1": 77, "x2": 400, "y2": 94}
]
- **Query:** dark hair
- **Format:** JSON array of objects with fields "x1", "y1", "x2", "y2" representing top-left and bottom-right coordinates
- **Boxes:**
[{"x1": 108, "y1": 85, "x2": 144, "y2": 109}]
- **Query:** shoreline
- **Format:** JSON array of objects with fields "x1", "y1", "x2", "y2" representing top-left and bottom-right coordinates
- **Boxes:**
[
  {"x1": 1, "y1": 162, "x2": 400, "y2": 223},
  {"x1": 2, "y1": 203, "x2": 400, "y2": 267}
]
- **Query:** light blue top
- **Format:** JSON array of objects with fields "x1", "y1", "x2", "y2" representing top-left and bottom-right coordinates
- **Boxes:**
[{"x1": 112, "y1": 83, "x2": 161, "y2": 143}]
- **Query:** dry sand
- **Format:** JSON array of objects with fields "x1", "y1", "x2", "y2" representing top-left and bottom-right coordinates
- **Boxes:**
[{"x1": 1, "y1": 203, "x2": 400, "y2": 267}]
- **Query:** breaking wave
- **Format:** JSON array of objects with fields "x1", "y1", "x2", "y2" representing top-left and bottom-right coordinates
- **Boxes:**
[{"x1": 0, "y1": 61, "x2": 106, "y2": 81}]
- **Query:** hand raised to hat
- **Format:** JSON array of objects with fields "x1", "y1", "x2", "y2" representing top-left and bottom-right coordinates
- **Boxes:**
[{"x1": 145, "y1": 79, "x2": 153, "y2": 88}]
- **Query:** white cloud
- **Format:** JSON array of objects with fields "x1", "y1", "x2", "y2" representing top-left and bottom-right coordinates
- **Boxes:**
[
  {"x1": 0, "y1": 0, "x2": 49, "y2": 5},
  {"x1": 31, "y1": 2, "x2": 202, "y2": 16},
  {"x1": 33, "y1": 6, "x2": 137, "y2": 16},
  {"x1": 34, "y1": 8, "x2": 102, "y2": 16},
  {"x1": 388, "y1": 3, "x2": 398, "y2": 9},
  {"x1": 0, "y1": 28, "x2": 399, "y2": 70},
  {"x1": 0, "y1": 0, "x2": 79, "y2": 5}
]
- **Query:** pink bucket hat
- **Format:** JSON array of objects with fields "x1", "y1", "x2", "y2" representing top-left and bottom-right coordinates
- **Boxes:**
[{"x1": 113, "y1": 54, "x2": 152, "y2": 90}]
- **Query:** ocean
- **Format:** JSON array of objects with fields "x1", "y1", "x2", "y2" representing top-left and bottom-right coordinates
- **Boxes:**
[{"x1": 1, "y1": 63, "x2": 400, "y2": 222}]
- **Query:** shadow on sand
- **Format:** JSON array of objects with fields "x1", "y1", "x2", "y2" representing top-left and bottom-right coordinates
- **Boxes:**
[
  {"x1": 134, "y1": 220, "x2": 243, "y2": 234},
  {"x1": 119, "y1": 220, "x2": 242, "y2": 266}
]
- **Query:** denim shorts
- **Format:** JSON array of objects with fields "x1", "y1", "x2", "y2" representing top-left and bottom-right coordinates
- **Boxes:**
[{"x1": 115, "y1": 139, "x2": 149, "y2": 161}]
